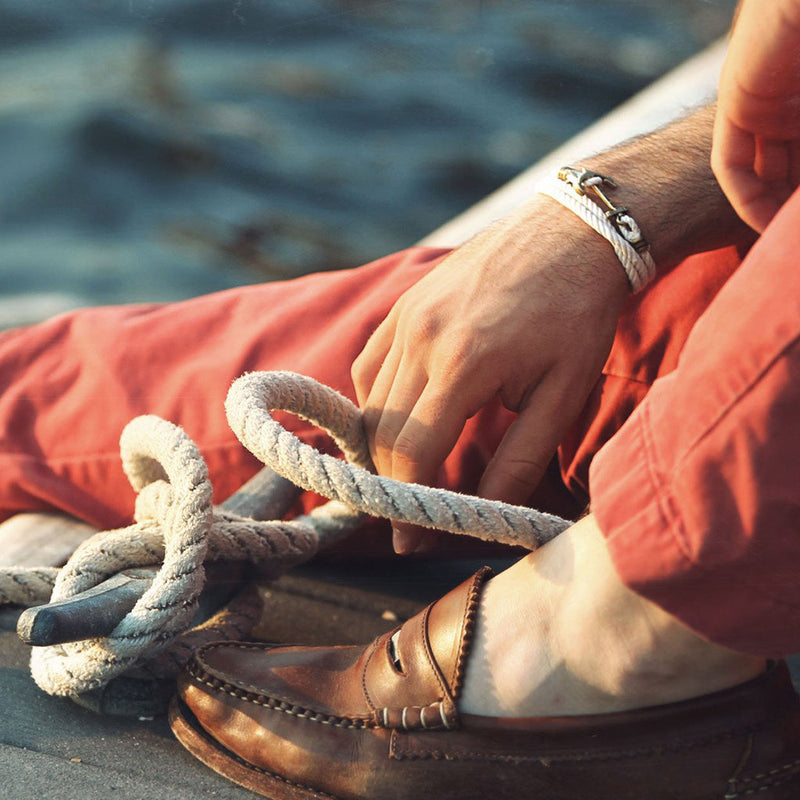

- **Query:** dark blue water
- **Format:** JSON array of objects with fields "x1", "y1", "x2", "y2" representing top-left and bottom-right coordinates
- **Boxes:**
[{"x1": 0, "y1": 0, "x2": 736, "y2": 326}]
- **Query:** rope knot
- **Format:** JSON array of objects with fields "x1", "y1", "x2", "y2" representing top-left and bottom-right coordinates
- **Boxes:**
[
  {"x1": 29, "y1": 417, "x2": 216, "y2": 695},
  {"x1": 3, "y1": 369, "x2": 570, "y2": 704}
]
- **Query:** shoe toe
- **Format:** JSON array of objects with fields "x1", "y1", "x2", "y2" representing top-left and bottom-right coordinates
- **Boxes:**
[{"x1": 178, "y1": 640, "x2": 377, "y2": 775}]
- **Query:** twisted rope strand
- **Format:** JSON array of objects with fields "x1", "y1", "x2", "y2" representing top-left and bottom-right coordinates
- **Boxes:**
[
  {"x1": 225, "y1": 371, "x2": 571, "y2": 550},
  {"x1": 0, "y1": 568, "x2": 58, "y2": 606},
  {"x1": 2, "y1": 369, "x2": 572, "y2": 699}
]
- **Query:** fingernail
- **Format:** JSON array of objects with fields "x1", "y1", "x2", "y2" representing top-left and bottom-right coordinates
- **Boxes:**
[
  {"x1": 392, "y1": 527, "x2": 416, "y2": 555},
  {"x1": 391, "y1": 527, "x2": 405, "y2": 553}
]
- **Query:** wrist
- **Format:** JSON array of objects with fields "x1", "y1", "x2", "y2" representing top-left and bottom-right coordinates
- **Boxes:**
[
  {"x1": 539, "y1": 167, "x2": 657, "y2": 293},
  {"x1": 587, "y1": 105, "x2": 755, "y2": 271},
  {"x1": 508, "y1": 194, "x2": 631, "y2": 306},
  {"x1": 495, "y1": 105, "x2": 752, "y2": 300}
]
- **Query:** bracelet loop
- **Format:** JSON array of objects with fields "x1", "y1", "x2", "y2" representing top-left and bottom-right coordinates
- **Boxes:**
[{"x1": 539, "y1": 166, "x2": 656, "y2": 292}]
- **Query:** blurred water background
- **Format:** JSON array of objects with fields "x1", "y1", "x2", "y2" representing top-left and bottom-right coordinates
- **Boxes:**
[{"x1": 0, "y1": 0, "x2": 736, "y2": 327}]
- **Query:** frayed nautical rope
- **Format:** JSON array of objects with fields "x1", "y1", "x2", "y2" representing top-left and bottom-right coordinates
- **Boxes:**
[
  {"x1": 25, "y1": 416, "x2": 321, "y2": 697},
  {"x1": 2, "y1": 369, "x2": 572, "y2": 698},
  {"x1": 225, "y1": 370, "x2": 571, "y2": 550}
]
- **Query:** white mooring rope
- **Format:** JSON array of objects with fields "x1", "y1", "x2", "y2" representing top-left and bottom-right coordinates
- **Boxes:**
[
  {"x1": 0, "y1": 371, "x2": 571, "y2": 697},
  {"x1": 225, "y1": 371, "x2": 572, "y2": 548}
]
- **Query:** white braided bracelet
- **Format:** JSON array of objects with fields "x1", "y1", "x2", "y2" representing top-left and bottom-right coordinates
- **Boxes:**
[{"x1": 538, "y1": 166, "x2": 656, "y2": 293}]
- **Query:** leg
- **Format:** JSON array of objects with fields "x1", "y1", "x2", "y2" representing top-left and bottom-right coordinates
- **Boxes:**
[
  {"x1": 0, "y1": 248, "x2": 450, "y2": 528},
  {"x1": 590, "y1": 185, "x2": 800, "y2": 656},
  {"x1": 171, "y1": 191, "x2": 800, "y2": 799},
  {"x1": 460, "y1": 512, "x2": 764, "y2": 716},
  {"x1": 0, "y1": 240, "x2": 743, "y2": 532}
]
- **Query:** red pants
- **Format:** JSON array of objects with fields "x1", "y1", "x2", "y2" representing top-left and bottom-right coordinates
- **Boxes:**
[{"x1": 1, "y1": 190, "x2": 799, "y2": 656}]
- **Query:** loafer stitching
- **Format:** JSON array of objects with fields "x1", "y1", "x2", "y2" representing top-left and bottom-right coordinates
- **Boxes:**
[
  {"x1": 360, "y1": 636, "x2": 383, "y2": 715},
  {"x1": 725, "y1": 756, "x2": 800, "y2": 797},
  {"x1": 451, "y1": 567, "x2": 491, "y2": 698},
  {"x1": 391, "y1": 722, "x2": 771, "y2": 762},
  {"x1": 194, "y1": 642, "x2": 284, "y2": 684},
  {"x1": 188, "y1": 661, "x2": 376, "y2": 729},
  {"x1": 420, "y1": 603, "x2": 449, "y2": 700},
  {"x1": 377, "y1": 701, "x2": 453, "y2": 731}
]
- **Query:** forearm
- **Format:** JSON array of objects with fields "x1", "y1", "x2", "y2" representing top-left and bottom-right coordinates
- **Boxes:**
[
  {"x1": 594, "y1": 103, "x2": 755, "y2": 270},
  {"x1": 508, "y1": 103, "x2": 756, "y2": 283}
]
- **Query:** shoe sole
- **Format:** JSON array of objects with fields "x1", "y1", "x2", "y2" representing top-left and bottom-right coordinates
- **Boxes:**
[
  {"x1": 169, "y1": 696, "x2": 342, "y2": 800},
  {"x1": 169, "y1": 692, "x2": 800, "y2": 800}
]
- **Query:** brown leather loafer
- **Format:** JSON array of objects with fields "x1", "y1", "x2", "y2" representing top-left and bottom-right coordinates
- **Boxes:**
[{"x1": 171, "y1": 569, "x2": 800, "y2": 799}]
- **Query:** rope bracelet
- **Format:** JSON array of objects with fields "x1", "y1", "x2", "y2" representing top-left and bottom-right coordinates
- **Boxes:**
[{"x1": 537, "y1": 166, "x2": 656, "y2": 293}]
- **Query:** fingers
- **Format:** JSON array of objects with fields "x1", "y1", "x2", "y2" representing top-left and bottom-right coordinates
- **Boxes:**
[
  {"x1": 713, "y1": 120, "x2": 800, "y2": 233},
  {"x1": 352, "y1": 296, "x2": 467, "y2": 554},
  {"x1": 391, "y1": 523, "x2": 441, "y2": 555},
  {"x1": 713, "y1": 0, "x2": 800, "y2": 231},
  {"x1": 387, "y1": 381, "x2": 473, "y2": 482},
  {"x1": 383, "y1": 381, "x2": 475, "y2": 554},
  {"x1": 351, "y1": 315, "x2": 396, "y2": 409},
  {"x1": 712, "y1": 114, "x2": 783, "y2": 233},
  {"x1": 367, "y1": 352, "x2": 428, "y2": 478},
  {"x1": 376, "y1": 380, "x2": 474, "y2": 553},
  {"x1": 478, "y1": 372, "x2": 580, "y2": 506},
  {"x1": 359, "y1": 346, "x2": 480, "y2": 553}
]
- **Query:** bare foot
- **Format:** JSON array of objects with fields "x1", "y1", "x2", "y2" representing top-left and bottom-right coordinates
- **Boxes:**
[{"x1": 459, "y1": 514, "x2": 766, "y2": 717}]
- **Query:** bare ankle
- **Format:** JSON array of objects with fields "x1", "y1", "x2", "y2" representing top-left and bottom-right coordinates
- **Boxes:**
[
  {"x1": 459, "y1": 515, "x2": 766, "y2": 718},
  {"x1": 553, "y1": 516, "x2": 765, "y2": 710}
]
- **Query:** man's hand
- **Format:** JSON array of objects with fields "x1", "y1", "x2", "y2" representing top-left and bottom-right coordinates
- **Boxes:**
[
  {"x1": 712, "y1": 0, "x2": 800, "y2": 232},
  {"x1": 353, "y1": 103, "x2": 751, "y2": 555},
  {"x1": 352, "y1": 200, "x2": 629, "y2": 553}
]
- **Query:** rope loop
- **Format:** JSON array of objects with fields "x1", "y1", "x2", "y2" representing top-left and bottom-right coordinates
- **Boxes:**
[
  {"x1": 225, "y1": 370, "x2": 571, "y2": 550},
  {"x1": 5, "y1": 370, "x2": 573, "y2": 700},
  {"x1": 26, "y1": 412, "x2": 321, "y2": 697},
  {"x1": 30, "y1": 417, "x2": 215, "y2": 695}
]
